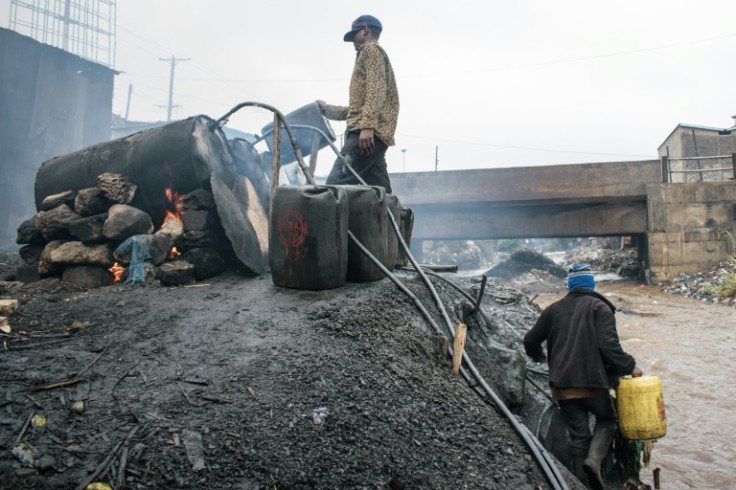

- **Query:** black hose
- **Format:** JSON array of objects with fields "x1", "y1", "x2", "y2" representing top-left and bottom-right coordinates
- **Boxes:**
[{"x1": 263, "y1": 121, "x2": 568, "y2": 489}]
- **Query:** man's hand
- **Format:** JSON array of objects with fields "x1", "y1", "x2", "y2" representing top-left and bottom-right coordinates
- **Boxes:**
[
  {"x1": 631, "y1": 366, "x2": 643, "y2": 377},
  {"x1": 358, "y1": 128, "x2": 375, "y2": 155},
  {"x1": 536, "y1": 352, "x2": 548, "y2": 363}
]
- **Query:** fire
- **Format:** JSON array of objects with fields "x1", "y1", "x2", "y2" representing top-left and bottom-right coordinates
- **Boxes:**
[
  {"x1": 164, "y1": 188, "x2": 183, "y2": 225},
  {"x1": 109, "y1": 262, "x2": 125, "y2": 283},
  {"x1": 169, "y1": 247, "x2": 181, "y2": 260}
]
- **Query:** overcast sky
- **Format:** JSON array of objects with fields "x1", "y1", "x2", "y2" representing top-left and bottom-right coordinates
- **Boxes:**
[{"x1": 3, "y1": 0, "x2": 735, "y2": 176}]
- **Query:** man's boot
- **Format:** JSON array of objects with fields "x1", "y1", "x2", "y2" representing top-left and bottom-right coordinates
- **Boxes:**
[
  {"x1": 583, "y1": 426, "x2": 616, "y2": 490},
  {"x1": 571, "y1": 453, "x2": 588, "y2": 486}
]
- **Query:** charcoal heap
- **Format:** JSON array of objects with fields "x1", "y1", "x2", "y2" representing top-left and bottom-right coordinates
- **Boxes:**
[{"x1": 15, "y1": 172, "x2": 236, "y2": 288}]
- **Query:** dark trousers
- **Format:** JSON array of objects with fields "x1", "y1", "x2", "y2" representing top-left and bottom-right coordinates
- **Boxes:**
[
  {"x1": 557, "y1": 393, "x2": 618, "y2": 457},
  {"x1": 326, "y1": 131, "x2": 392, "y2": 193}
]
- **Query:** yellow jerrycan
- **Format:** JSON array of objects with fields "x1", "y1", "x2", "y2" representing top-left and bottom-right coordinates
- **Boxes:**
[{"x1": 616, "y1": 375, "x2": 666, "y2": 440}]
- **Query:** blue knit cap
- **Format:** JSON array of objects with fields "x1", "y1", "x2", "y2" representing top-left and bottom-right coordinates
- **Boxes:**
[{"x1": 568, "y1": 263, "x2": 595, "y2": 291}]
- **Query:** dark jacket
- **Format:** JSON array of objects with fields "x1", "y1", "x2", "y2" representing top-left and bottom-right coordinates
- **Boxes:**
[{"x1": 524, "y1": 288, "x2": 636, "y2": 390}]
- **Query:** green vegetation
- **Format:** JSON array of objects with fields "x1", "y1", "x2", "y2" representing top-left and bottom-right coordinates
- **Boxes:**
[{"x1": 716, "y1": 231, "x2": 736, "y2": 298}]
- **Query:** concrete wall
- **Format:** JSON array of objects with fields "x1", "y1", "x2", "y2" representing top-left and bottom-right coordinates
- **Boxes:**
[
  {"x1": 0, "y1": 28, "x2": 115, "y2": 247},
  {"x1": 647, "y1": 182, "x2": 736, "y2": 281},
  {"x1": 657, "y1": 125, "x2": 736, "y2": 183}
]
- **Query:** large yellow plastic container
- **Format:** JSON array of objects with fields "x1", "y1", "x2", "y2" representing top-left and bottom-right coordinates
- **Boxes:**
[{"x1": 616, "y1": 375, "x2": 667, "y2": 440}]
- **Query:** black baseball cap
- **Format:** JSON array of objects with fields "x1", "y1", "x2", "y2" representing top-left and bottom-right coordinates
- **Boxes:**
[{"x1": 343, "y1": 15, "x2": 382, "y2": 42}]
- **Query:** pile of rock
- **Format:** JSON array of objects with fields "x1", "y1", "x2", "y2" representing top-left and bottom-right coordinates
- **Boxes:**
[
  {"x1": 15, "y1": 173, "x2": 235, "y2": 288},
  {"x1": 662, "y1": 259, "x2": 736, "y2": 304}
]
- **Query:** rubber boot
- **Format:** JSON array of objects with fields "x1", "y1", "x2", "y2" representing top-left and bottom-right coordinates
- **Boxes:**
[
  {"x1": 583, "y1": 426, "x2": 616, "y2": 490},
  {"x1": 571, "y1": 454, "x2": 588, "y2": 487}
]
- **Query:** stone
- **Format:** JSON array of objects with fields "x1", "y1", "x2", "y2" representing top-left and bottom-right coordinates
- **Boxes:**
[
  {"x1": 40, "y1": 191, "x2": 75, "y2": 211},
  {"x1": 16, "y1": 217, "x2": 44, "y2": 245},
  {"x1": 69, "y1": 214, "x2": 107, "y2": 243},
  {"x1": 181, "y1": 248, "x2": 225, "y2": 281},
  {"x1": 150, "y1": 218, "x2": 184, "y2": 265},
  {"x1": 74, "y1": 188, "x2": 111, "y2": 216},
  {"x1": 48, "y1": 241, "x2": 115, "y2": 268},
  {"x1": 38, "y1": 240, "x2": 67, "y2": 276},
  {"x1": 157, "y1": 260, "x2": 195, "y2": 286},
  {"x1": 97, "y1": 172, "x2": 137, "y2": 204},
  {"x1": 61, "y1": 266, "x2": 112, "y2": 288},
  {"x1": 181, "y1": 188, "x2": 215, "y2": 211},
  {"x1": 181, "y1": 209, "x2": 215, "y2": 232},
  {"x1": 36, "y1": 205, "x2": 82, "y2": 241},
  {"x1": 19, "y1": 245, "x2": 43, "y2": 266},
  {"x1": 103, "y1": 204, "x2": 154, "y2": 242}
]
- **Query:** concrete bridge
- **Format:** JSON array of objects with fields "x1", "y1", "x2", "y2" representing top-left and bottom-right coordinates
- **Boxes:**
[{"x1": 390, "y1": 160, "x2": 736, "y2": 282}]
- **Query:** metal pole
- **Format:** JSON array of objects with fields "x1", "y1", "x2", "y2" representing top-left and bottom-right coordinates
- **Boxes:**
[
  {"x1": 159, "y1": 55, "x2": 189, "y2": 122},
  {"x1": 124, "y1": 84, "x2": 132, "y2": 120},
  {"x1": 402, "y1": 148, "x2": 406, "y2": 172},
  {"x1": 435, "y1": 146, "x2": 438, "y2": 172}
]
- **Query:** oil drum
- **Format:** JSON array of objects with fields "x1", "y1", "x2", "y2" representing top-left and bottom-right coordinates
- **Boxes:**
[
  {"x1": 269, "y1": 185, "x2": 348, "y2": 290},
  {"x1": 344, "y1": 185, "x2": 390, "y2": 282},
  {"x1": 385, "y1": 194, "x2": 400, "y2": 271}
]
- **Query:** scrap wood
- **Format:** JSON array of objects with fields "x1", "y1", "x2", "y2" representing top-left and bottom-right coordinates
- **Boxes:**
[
  {"x1": 177, "y1": 382, "x2": 207, "y2": 407},
  {"x1": 452, "y1": 321, "x2": 468, "y2": 376},
  {"x1": 77, "y1": 347, "x2": 108, "y2": 377},
  {"x1": 28, "y1": 376, "x2": 89, "y2": 393},
  {"x1": 76, "y1": 425, "x2": 139, "y2": 490},
  {"x1": 201, "y1": 394, "x2": 233, "y2": 404},
  {"x1": 14, "y1": 409, "x2": 35, "y2": 445}
]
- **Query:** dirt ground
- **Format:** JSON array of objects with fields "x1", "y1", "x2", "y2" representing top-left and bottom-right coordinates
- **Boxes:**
[
  {"x1": 2, "y1": 246, "x2": 732, "y2": 489},
  {"x1": 536, "y1": 280, "x2": 736, "y2": 490},
  {"x1": 0, "y1": 261, "x2": 585, "y2": 490}
]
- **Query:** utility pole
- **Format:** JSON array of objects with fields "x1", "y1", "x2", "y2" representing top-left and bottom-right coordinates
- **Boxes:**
[
  {"x1": 124, "y1": 84, "x2": 132, "y2": 120},
  {"x1": 435, "y1": 145, "x2": 439, "y2": 172},
  {"x1": 401, "y1": 148, "x2": 406, "y2": 172},
  {"x1": 159, "y1": 55, "x2": 189, "y2": 121}
]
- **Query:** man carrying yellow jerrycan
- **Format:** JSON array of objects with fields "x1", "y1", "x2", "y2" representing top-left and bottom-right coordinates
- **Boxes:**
[{"x1": 524, "y1": 264, "x2": 666, "y2": 489}]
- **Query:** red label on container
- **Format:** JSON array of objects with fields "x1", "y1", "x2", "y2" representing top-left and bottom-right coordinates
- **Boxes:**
[{"x1": 278, "y1": 210, "x2": 307, "y2": 247}]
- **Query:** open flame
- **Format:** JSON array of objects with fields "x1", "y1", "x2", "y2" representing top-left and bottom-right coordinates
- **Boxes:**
[
  {"x1": 164, "y1": 188, "x2": 183, "y2": 225},
  {"x1": 109, "y1": 262, "x2": 125, "y2": 283},
  {"x1": 169, "y1": 247, "x2": 181, "y2": 260}
]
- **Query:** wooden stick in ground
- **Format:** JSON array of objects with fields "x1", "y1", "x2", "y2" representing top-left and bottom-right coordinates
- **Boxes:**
[
  {"x1": 28, "y1": 376, "x2": 89, "y2": 393},
  {"x1": 452, "y1": 321, "x2": 468, "y2": 376}
]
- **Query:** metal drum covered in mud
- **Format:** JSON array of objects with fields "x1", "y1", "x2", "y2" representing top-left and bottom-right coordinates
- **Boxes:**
[
  {"x1": 385, "y1": 194, "x2": 401, "y2": 271},
  {"x1": 616, "y1": 375, "x2": 667, "y2": 440},
  {"x1": 395, "y1": 206, "x2": 414, "y2": 267},
  {"x1": 270, "y1": 185, "x2": 348, "y2": 290},
  {"x1": 34, "y1": 116, "x2": 237, "y2": 226},
  {"x1": 344, "y1": 185, "x2": 391, "y2": 282}
]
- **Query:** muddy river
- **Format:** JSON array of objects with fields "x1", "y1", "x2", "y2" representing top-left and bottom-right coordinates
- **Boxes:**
[{"x1": 538, "y1": 281, "x2": 736, "y2": 489}]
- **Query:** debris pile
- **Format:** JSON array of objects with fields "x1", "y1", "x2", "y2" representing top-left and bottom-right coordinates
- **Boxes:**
[
  {"x1": 484, "y1": 249, "x2": 567, "y2": 294},
  {"x1": 424, "y1": 240, "x2": 488, "y2": 270},
  {"x1": 563, "y1": 245, "x2": 642, "y2": 279},
  {"x1": 662, "y1": 259, "x2": 736, "y2": 304}
]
